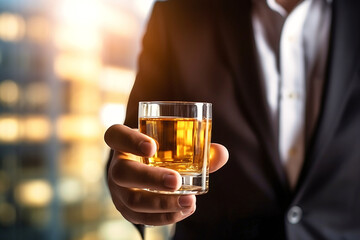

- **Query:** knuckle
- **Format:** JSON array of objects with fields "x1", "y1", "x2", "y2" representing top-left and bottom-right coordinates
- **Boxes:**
[
  {"x1": 141, "y1": 212, "x2": 176, "y2": 226},
  {"x1": 112, "y1": 160, "x2": 126, "y2": 177},
  {"x1": 162, "y1": 213, "x2": 177, "y2": 224},
  {"x1": 129, "y1": 132, "x2": 141, "y2": 145},
  {"x1": 108, "y1": 162, "x2": 126, "y2": 183},
  {"x1": 124, "y1": 191, "x2": 141, "y2": 210},
  {"x1": 142, "y1": 214, "x2": 153, "y2": 225},
  {"x1": 158, "y1": 198, "x2": 170, "y2": 211},
  {"x1": 137, "y1": 171, "x2": 148, "y2": 184},
  {"x1": 139, "y1": 169, "x2": 157, "y2": 186}
]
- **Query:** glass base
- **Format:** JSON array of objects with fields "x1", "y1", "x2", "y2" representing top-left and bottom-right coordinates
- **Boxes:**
[{"x1": 144, "y1": 174, "x2": 208, "y2": 195}]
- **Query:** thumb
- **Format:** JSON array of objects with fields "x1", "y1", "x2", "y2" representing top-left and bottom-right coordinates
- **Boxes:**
[{"x1": 209, "y1": 143, "x2": 229, "y2": 173}]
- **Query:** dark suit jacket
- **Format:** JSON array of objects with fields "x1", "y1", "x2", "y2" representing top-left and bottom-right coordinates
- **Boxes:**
[{"x1": 123, "y1": 0, "x2": 360, "y2": 239}]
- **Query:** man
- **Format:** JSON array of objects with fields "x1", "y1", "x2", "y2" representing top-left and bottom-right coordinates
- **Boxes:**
[{"x1": 105, "y1": 0, "x2": 360, "y2": 239}]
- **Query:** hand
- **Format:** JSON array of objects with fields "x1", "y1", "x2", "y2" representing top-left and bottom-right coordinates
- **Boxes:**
[{"x1": 104, "y1": 124, "x2": 228, "y2": 226}]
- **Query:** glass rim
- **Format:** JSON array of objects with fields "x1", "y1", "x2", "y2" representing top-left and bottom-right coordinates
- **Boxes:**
[{"x1": 139, "y1": 101, "x2": 212, "y2": 106}]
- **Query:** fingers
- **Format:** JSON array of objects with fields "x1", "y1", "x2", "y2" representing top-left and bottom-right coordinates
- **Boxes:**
[
  {"x1": 105, "y1": 124, "x2": 228, "y2": 226},
  {"x1": 108, "y1": 153, "x2": 195, "y2": 226},
  {"x1": 209, "y1": 143, "x2": 229, "y2": 173},
  {"x1": 119, "y1": 203, "x2": 196, "y2": 226},
  {"x1": 108, "y1": 179, "x2": 196, "y2": 226},
  {"x1": 109, "y1": 142, "x2": 229, "y2": 191},
  {"x1": 104, "y1": 124, "x2": 229, "y2": 174},
  {"x1": 109, "y1": 154, "x2": 182, "y2": 191},
  {"x1": 104, "y1": 124, "x2": 157, "y2": 157},
  {"x1": 105, "y1": 124, "x2": 196, "y2": 225},
  {"x1": 119, "y1": 187, "x2": 196, "y2": 213}
]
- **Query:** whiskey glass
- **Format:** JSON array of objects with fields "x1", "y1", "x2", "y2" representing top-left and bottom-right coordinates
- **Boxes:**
[{"x1": 138, "y1": 101, "x2": 212, "y2": 195}]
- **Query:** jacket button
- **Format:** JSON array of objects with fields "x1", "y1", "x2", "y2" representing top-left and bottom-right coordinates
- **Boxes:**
[{"x1": 287, "y1": 206, "x2": 302, "y2": 224}]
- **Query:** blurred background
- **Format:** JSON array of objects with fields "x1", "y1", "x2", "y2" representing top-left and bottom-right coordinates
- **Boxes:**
[{"x1": 0, "y1": 0, "x2": 172, "y2": 239}]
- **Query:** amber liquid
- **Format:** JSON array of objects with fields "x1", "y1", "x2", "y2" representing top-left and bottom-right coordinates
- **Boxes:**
[{"x1": 139, "y1": 117, "x2": 212, "y2": 175}]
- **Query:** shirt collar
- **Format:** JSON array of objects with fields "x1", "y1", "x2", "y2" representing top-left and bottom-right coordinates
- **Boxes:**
[
  {"x1": 264, "y1": 0, "x2": 333, "y2": 17},
  {"x1": 266, "y1": 0, "x2": 288, "y2": 17}
]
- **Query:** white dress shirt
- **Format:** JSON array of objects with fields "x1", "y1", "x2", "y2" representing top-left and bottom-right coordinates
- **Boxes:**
[{"x1": 252, "y1": 0, "x2": 332, "y2": 188}]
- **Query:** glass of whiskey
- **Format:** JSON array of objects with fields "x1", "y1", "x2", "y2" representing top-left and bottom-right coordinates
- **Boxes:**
[{"x1": 139, "y1": 101, "x2": 212, "y2": 195}]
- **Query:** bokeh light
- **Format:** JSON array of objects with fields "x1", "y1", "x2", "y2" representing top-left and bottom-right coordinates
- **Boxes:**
[
  {"x1": 100, "y1": 103, "x2": 126, "y2": 127},
  {"x1": 0, "y1": 80, "x2": 20, "y2": 106},
  {"x1": 54, "y1": 53, "x2": 101, "y2": 82},
  {"x1": 0, "y1": 115, "x2": 20, "y2": 143},
  {"x1": 54, "y1": 25, "x2": 101, "y2": 52},
  {"x1": 56, "y1": 115, "x2": 101, "y2": 141},
  {"x1": 0, "y1": 0, "x2": 159, "y2": 239},
  {"x1": 25, "y1": 82, "x2": 51, "y2": 109},
  {"x1": 26, "y1": 16, "x2": 51, "y2": 43},
  {"x1": 0, "y1": 13, "x2": 26, "y2": 42},
  {"x1": 23, "y1": 115, "x2": 52, "y2": 142},
  {"x1": 100, "y1": 67, "x2": 136, "y2": 93},
  {"x1": 15, "y1": 180, "x2": 53, "y2": 207},
  {"x1": 58, "y1": 177, "x2": 84, "y2": 204},
  {"x1": 56, "y1": 0, "x2": 102, "y2": 28},
  {"x1": 99, "y1": 220, "x2": 141, "y2": 240}
]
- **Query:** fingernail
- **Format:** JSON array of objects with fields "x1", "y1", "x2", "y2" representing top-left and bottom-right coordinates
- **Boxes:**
[
  {"x1": 139, "y1": 141, "x2": 153, "y2": 155},
  {"x1": 180, "y1": 203, "x2": 196, "y2": 216},
  {"x1": 163, "y1": 174, "x2": 178, "y2": 189},
  {"x1": 178, "y1": 195, "x2": 193, "y2": 208}
]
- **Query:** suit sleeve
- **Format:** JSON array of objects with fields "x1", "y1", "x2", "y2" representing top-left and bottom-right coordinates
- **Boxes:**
[{"x1": 124, "y1": 1, "x2": 173, "y2": 128}]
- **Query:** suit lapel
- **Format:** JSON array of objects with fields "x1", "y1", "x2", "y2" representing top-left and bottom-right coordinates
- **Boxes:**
[
  {"x1": 296, "y1": 0, "x2": 360, "y2": 193},
  {"x1": 212, "y1": 0, "x2": 289, "y2": 191}
]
